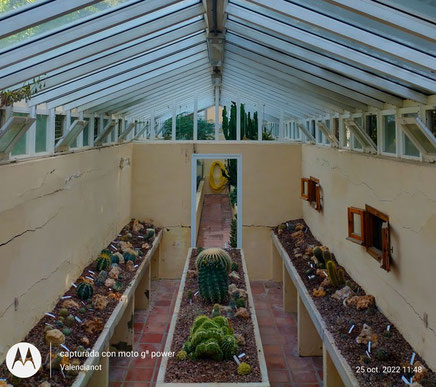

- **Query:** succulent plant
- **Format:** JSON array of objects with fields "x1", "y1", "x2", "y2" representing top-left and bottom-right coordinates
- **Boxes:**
[
  {"x1": 95, "y1": 254, "x2": 111, "y2": 271},
  {"x1": 287, "y1": 223, "x2": 296, "y2": 232},
  {"x1": 65, "y1": 314, "x2": 75, "y2": 327},
  {"x1": 123, "y1": 252, "x2": 136, "y2": 263},
  {"x1": 375, "y1": 347, "x2": 389, "y2": 361},
  {"x1": 110, "y1": 254, "x2": 120, "y2": 265},
  {"x1": 76, "y1": 282, "x2": 93, "y2": 300},
  {"x1": 56, "y1": 320, "x2": 64, "y2": 328},
  {"x1": 183, "y1": 315, "x2": 236, "y2": 361},
  {"x1": 79, "y1": 307, "x2": 86, "y2": 314},
  {"x1": 59, "y1": 308, "x2": 69, "y2": 318},
  {"x1": 212, "y1": 304, "x2": 221, "y2": 318},
  {"x1": 76, "y1": 345, "x2": 86, "y2": 354},
  {"x1": 63, "y1": 328, "x2": 71, "y2": 336},
  {"x1": 236, "y1": 298, "x2": 245, "y2": 308},
  {"x1": 95, "y1": 270, "x2": 108, "y2": 286},
  {"x1": 196, "y1": 248, "x2": 232, "y2": 304},
  {"x1": 326, "y1": 260, "x2": 345, "y2": 288},
  {"x1": 176, "y1": 350, "x2": 188, "y2": 360},
  {"x1": 237, "y1": 362, "x2": 252, "y2": 375},
  {"x1": 145, "y1": 228, "x2": 155, "y2": 240},
  {"x1": 279, "y1": 223, "x2": 286, "y2": 230},
  {"x1": 113, "y1": 281, "x2": 123, "y2": 292}
]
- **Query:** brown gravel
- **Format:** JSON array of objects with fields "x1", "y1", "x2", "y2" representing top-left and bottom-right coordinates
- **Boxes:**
[
  {"x1": 0, "y1": 220, "x2": 160, "y2": 387},
  {"x1": 276, "y1": 219, "x2": 436, "y2": 387},
  {"x1": 164, "y1": 248, "x2": 262, "y2": 383}
]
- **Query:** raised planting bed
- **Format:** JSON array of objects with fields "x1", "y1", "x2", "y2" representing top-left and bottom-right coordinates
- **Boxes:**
[
  {"x1": 157, "y1": 248, "x2": 269, "y2": 386},
  {"x1": 0, "y1": 219, "x2": 161, "y2": 387},
  {"x1": 274, "y1": 219, "x2": 435, "y2": 387}
]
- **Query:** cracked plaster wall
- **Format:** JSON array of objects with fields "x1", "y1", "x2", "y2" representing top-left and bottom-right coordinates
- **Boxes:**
[
  {"x1": 131, "y1": 142, "x2": 302, "y2": 280},
  {"x1": 0, "y1": 144, "x2": 132, "y2": 361},
  {"x1": 301, "y1": 144, "x2": 436, "y2": 370}
]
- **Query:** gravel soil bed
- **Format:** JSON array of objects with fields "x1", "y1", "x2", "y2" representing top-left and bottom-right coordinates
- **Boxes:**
[
  {"x1": 164, "y1": 248, "x2": 262, "y2": 384},
  {"x1": 275, "y1": 219, "x2": 435, "y2": 387},
  {"x1": 0, "y1": 219, "x2": 160, "y2": 387}
]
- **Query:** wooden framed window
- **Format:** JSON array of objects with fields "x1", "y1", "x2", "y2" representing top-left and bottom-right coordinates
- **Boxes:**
[
  {"x1": 301, "y1": 178, "x2": 309, "y2": 200},
  {"x1": 347, "y1": 207, "x2": 365, "y2": 244},
  {"x1": 347, "y1": 205, "x2": 390, "y2": 272},
  {"x1": 309, "y1": 177, "x2": 321, "y2": 211}
]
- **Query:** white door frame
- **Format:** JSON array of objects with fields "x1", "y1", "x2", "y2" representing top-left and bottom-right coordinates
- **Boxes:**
[{"x1": 191, "y1": 153, "x2": 242, "y2": 248}]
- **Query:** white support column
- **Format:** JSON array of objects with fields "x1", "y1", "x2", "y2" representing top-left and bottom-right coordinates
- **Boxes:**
[
  {"x1": 193, "y1": 97, "x2": 198, "y2": 141},
  {"x1": 395, "y1": 111, "x2": 401, "y2": 158},
  {"x1": 5, "y1": 105, "x2": 12, "y2": 121},
  {"x1": 47, "y1": 108, "x2": 55, "y2": 153},
  {"x1": 172, "y1": 102, "x2": 176, "y2": 140},
  {"x1": 338, "y1": 116, "x2": 345, "y2": 148},
  {"x1": 77, "y1": 111, "x2": 84, "y2": 147},
  {"x1": 236, "y1": 95, "x2": 241, "y2": 141},
  {"x1": 27, "y1": 105, "x2": 36, "y2": 156},
  {"x1": 150, "y1": 110, "x2": 155, "y2": 140},
  {"x1": 279, "y1": 109, "x2": 284, "y2": 141},
  {"x1": 376, "y1": 110, "x2": 382, "y2": 154},
  {"x1": 215, "y1": 86, "x2": 220, "y2": 141},
  {"x1": 258, "y1": 102, "x2": 263, "y2": 141},
  {"x1": 99, "y1": 114, "x2": 104, "y2": 134}
]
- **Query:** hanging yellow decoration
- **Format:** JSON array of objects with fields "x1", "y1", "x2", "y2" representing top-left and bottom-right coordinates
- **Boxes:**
[{"x1": 209, "y1": 161, "x2": 228, "y2": 192}]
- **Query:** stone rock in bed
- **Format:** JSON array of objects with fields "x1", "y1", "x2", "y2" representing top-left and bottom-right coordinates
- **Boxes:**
[
  {"x1": 291, "y1": 230, "x2": 304, "y2": 239},
  {"x1": 187, "y1": 270, "x2": 197, "y2": 279},
  {"x1": 235, "y1": 333, "x2": 246, "y2": 346},
  {"x1": 312, "y1": 287, "x2": 326, "y2": 297},
  {"x1": 45, "y1": 329, "x2": 65, "y2": 346},
  {"x1": 356, "y1": 324, "x2": 378, "y2": 346},
  {"x1": 61, "y1": 299, "x2": 80, "y2": 309},
  {"x1": 83, "y1": 317, "x2": 104, "y2": 335},
  {"x1": 105, "y1": 278, "x2": 115, "y2": 288},
  {"x1": 81, "y1": 336, "x2": 90, "y2": 346},
  {"x1": 413, "y1": 361, "x2": 428, "y2": 383},
  {"x1": 132, "y1": 219, "x2": 144, "y2": 233},
  {"x1": 235, "y1": 307, "x2": 249, "y2": 319},
  {"x1": 345, "y1": 295, "x2": 375, "y2": 310},
  {"x1": 92, "y1": 294, "x2": 108, "y2": 310},
  {"x1": 229, "y1": 271, "x2": 240, "y2": 280},
  {"x1": 109, "y1": 265, "x2": 121, "y2": 280},
  {"x1": 126, "y1": 260, "x2": 135, "y2": 272},
  {"x1": 37, "y1": 382, "x2": 51, "y2": 387},
  {"x1": 331, "y1": 286, "x2": 354, "y2": 300}
]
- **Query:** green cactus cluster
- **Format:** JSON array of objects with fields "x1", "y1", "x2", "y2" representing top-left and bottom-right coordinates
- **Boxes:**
[
  {"x1": 145, "y1": 228, "x2": 155, "y2": 240},
  {"x1": 326, "y1": 260, "x2": 345, "y2": 288},
  {"x1": 95, "y1": 254, "x2": 111, "y2": 271},
  {"x1": 123, "y1": 252, "x2": 136, "y2": 263},
  {"x1": 76, "y1": 281, "x2": 93, "y2": 300},
  {"x1": 95, "y1": 270, "x2": 108, "y2": 286},
  {"x1": 183, "y1": 315, "x2": 238, "y2": 361},
  {"x1": 237, "y1": 362, "x2": 252, "y2": 375},
  {"x1": 196, "y1": 248, "x2": 232, "y2": 304}
]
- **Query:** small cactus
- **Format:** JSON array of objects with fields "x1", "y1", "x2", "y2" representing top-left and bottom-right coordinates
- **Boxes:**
[
  {"x1": 76, "y1": 282, "x2": 93, "y2": 300},
  {"x1": 113, "y1": 281, "x2": 123, "y2": 292},
  {"x1": 63, "y1": 328, "x2": 71, "y2": 336},
  {"x1": 95, "y1": 270, "x2": 108, "y2": 286},
  {"x1": 79, "y1": 307, "x2": 86, "y2": 314},
  {"x1": 235, "y1": 298, "x2": 245, "y2": 308},
  {"x1": 56, "y1": 320, "x2": 64, "y2": 328},
  {"x1": 279, "y1": 223, "x2": 286, "y2": 230},
  {"x1": 95, "y1": 254, "x2": 111, "y2": 271},
  {"x1": 176, "y1": 350, "x2": 188, "y2": 360},
  {"x1": 123, "y1": 252, "x2": 136, "y2": 263},
  {"x1": 59, "y1": 308, "x2": 69, "y2": 318},
  {"x1": 212, "y1": 304, "x2": 221, "y2": 318},
  {"x1": 375, "y1": 347, "x2": 389, "y2": 361},
  {"x1": 65, "y1": 314, "x2": 75, "y2": 327},
  {"x1": 110, "y1": 254, "x2": 120, "y2": 265},
  {"x1": 326, "y1": 261, "x2": 345, "y2": 288},
  {"x1": 237, "y1": 362, "x2": 252, "y2": 375}
]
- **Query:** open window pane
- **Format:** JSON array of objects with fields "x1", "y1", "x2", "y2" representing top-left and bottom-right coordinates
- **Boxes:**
[
  {"x1": 347, "y1": 207, "x2": 365, "y2": 244},
  {"x1": 383, "y1": 115, "x2": 396, "y2": 154},
  {"x1": 365, "y1": 114, "x2": 377, "y2": 146},
  {"x1": 11, "y1": 112, "x2": 28, "y2": 156},
  {"x1": 301, "y1": 178, "x2": 309, "y2": 200},
  {"x1": 35, "y1": 114, "x2": 47, "y2": 153},
  {"x1": 404, "y1": 133, "x2": 420, "y2": 157}
]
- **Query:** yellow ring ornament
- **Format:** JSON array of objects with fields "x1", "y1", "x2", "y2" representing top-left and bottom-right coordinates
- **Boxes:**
[{"x1": 209, "y1": 161, "x2": 228, "y2": 192}]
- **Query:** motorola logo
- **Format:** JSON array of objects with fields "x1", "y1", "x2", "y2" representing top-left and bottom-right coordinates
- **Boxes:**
[{"x1": 6, "y1": 343, "x2": 41, "y2": 378}]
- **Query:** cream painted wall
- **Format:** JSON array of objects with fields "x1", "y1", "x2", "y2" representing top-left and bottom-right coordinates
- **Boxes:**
[
  {"x1": 131, "y1": 142, "x2": 302, "y2": 280},
  {"x1": 301, "y1": 144, "x2": 436, "y2": 370},
  {"x1": 0, "y1": 144, "x2": 132, "y2": 361}
]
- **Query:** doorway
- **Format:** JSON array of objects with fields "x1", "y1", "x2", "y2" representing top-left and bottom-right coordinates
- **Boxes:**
[{"x1": 190, "y1": 153, "x2": 242, "y2": 248}]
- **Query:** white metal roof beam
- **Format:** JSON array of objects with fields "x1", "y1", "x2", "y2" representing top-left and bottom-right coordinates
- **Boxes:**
[
  {"x1": 226, "y1": 7, "x2": 435, "y2": 96},
  {"x1": 37, "y1": 22, "x2": 206, "y2": 90},
  {"x1": 224, "y1": 36, "x2": 386, "y2": 108},
  {"x1": 223, "y1": 68, "x2": 336, "y2": 115},
  {"x1": 62, "y1": 53, "x2": 209, "y2": 111},
  {"x1": 0, "y1": 3, "x2": 205, "y2": 90},
  {"x1": 242, "y1": 0, "x2": 436, "y2": 71},
  {"x1": 30, "y1": 35, "x2": 206, "y2": 105},
  {"x1": 0, "y1": 0, "x2": 101, "y2": 39},
  {"x1": 46, "y1": 47, "x2": 208, "y2": 109},
  {"x1": 224, "y1": 50, "x2": 366, "y2": 111},
  {"x1": 224, "y1": 57, "x2": 356, "y2": 112},
  {"x1": 90, "y1": 68, "x2": 211, "y2": 114},
  {"x1": 79, "y1": 62, "x2": 210, "y2": 112},
  {"x1": 0, "y1": 0, "x2": 183, "y2": 67},
  {"x1": 325, "y1": 0, "x2": 436, "y2": 40},
  {"x1": 99, "y1": 73, "x2": 212, "y2": 115}
]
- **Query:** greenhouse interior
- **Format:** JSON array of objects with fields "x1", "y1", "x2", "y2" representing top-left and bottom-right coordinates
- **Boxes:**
[{"x1": 0, "y1": 0, "x2": 435, "y2": 386}]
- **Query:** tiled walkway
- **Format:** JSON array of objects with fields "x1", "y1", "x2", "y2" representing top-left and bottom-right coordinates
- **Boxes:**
[
  {"x1": 197, "y1": 194, "x2": 232, "y2": 248},
  {"x1": 110, "y1": 280, "x2": 322, "y2": 387}
]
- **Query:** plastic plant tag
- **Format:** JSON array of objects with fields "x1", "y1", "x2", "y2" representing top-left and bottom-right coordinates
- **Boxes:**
[
  {"x1": 61, "y1": 295, "x2": 72, "y2": 299},
  {"x1": 233, "y1": 355, "x2": 241, "y2": 365},
  {"x1": 386, "y1": 325, "x2": 390, "y2": 331},
  {"x1": 60, "y1": 368, "x2": 66, "y2": 378},
  {"x1": 194, "y1": 291, "x2": 199, "y2": 296},
  {"x1": 366, "y1": 350, "x2": 371, "y2": 358},
  {"x1": 110, "y1": 244, "x2": 116, "y2": 249},
  {"x1": 75, "y1": 316, "x2": 82, "y2": 323},
  {"x1": 368, "y1": 341, "x2": 371, "y2": 353},
  {"x1": 238, "y1": 353, "x2": 246, "y2": 358},
  {"x1": 401, "y1": 376, "x2": 411, "y2": 385},
  {"x1": 308, "y1": 275, "x2": 315, "y2": 280},
  {"x1": 88, "y1": 270, "x2": 95, "y2": 275},
  {"x1": 138, "y1": 236, "x2": 144, "y2": 239},
  {"x1": 61, "y1": 344, "x2": 70, "y2": 352},
  {"x1": 45, "y1": 313, "x2": 55, "y2": 318},
  {"x1": 410, "y1": 352, "x2": 416, "y2": 365},
  {"x1": 348, "y1": 325, "x2": 355, "y2": 334},
  {"x1": 135, "y1": 264, "x2": 139, "y2": 268},
  {"x1": 71, "y1": 283, "x2": 77, "y2": 288}
]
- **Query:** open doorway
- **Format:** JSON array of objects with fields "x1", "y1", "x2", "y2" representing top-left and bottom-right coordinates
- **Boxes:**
[{"x1": 190, "y1": 154, "x2": 242, "y2": 248}]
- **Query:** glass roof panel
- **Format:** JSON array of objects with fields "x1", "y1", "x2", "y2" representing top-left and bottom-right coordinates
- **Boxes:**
[
  {"x1": 0, "y1": 0, "x2": 131, "y2": 49},
  {"x1": 0, "y1": 0, "x2": 45, "y2": 14}
]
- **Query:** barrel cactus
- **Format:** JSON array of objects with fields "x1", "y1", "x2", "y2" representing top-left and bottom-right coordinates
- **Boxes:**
[
  {"x1": 123, "y1": 252, "x2": 136, "y2": 263},
  {"x1": 326, "y1": 260, "x2": 345, "y2": 288},
  {"x1": 76, "y1": 281, "x2": 93, "y2": 300},
  {"x1": 110, "y1": 254, "x2": 120, "y2": 265},
  {"x1": 95, "y1": 254, "x2": 111, "y2": 271},
  {"x1": 183, "y1": 315, "x2": 237, "y2": 361},
  {"x1": 196, "y1": 248, "x2": 232, "y2": 304}
]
